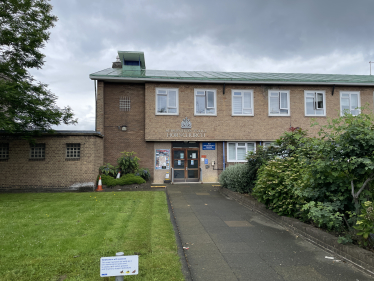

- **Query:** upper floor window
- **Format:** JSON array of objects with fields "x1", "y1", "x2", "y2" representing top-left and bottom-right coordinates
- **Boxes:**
[
  {"x1": 194, "y1": 89, "x2": 216, "y2": 116},
  {"x1": 268, "y1": 90, "x2": 290, "y2": 116},
  {"x1": 232, "y1": 90, "x2": 254, "y2": 116},
  {"x1": 227, "y1": 142, "x2": 256, "y2": 162},
  {"x1": 30, "y1": 144, "x2": 45, "y2": 160},
  {"x1": 305, "y1": 91, "x2": 326, "y2": 116},
  {"x1": 0, "y1": 143, "x2": 9, "y2": 160},
  {"x1": 340, "y1": 91, "x2": 360, "y2": 116},
  {"x1": 156, "y1": 88, "x2": 178, "y2": 115},
  {"x1": 120, "y1": 96, "x2": 131, "y2": 112}
]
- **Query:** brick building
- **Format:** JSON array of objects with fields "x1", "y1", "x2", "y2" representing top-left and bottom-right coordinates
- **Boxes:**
[
  {"x1": 89, "y1": 51, "x2": 374, "y2": 184},
  {"x1": 2, "y1": 50, "x2": 374, "y2": 188}
]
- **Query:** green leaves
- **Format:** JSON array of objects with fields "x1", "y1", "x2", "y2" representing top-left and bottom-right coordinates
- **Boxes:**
[{"x1": 0, "y1": 0, "x2": 76, "y2": 135}]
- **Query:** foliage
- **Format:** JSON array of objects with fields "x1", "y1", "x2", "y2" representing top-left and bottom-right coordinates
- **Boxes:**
[
  {"x1": 98, "y1": 174, "x2": 145, "y2": 187},
  {"x1": 135, "y1": 168, "x2": 151, "y2": 181},
  {"x1": 99, "y1": 163, "x2": 115, "y2": 176},
  {"x1": 117, "y1": 151, "x2": 140, "y2": 174},
  {"x1": 219, "y1": 164, "x2": 250, "y2": 193},
  {"x1": 301, "y1": 201, "x2": 343, "y2": 230},
  {"x1": 252, "y1": 156, "x2": 306, "y2": 217},
  {"x1": 0, "y1": 0, "x2": 76, "y2": 135},
  {"x1": 337, "y1": 234, "x2": 353, "y2": 245},
  {"x1": 353, "y1": 201, "x2": 374, "y2": 247}
]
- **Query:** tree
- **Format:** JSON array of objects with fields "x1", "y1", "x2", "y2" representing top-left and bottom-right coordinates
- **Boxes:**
[{"x1": 0, "y1": 0, "x2": 76, "y2": 135}]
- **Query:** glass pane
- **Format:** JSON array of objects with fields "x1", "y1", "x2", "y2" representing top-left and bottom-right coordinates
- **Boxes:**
[
  {"x1": 280, "y1": 109, "x2": 288, "y2": 115},
  {"x1": 243, "y1": 92, "x2": 251, "y2": 109},
  {"x1": 196, "y1": 91, "x2": 205, "y2": 95},
  {"x1": 233, "y1": 96, "x2": 242, "y2": 114},
  {"x1": 188, "y1": 160, "x2": 198, "y2": 168},
  {"x1": 207, "y1": 91, "x2": 214, "y2": 108},
  {"x1": 306, "y1": 97, "x2": 314, "y2": 115},
  {"x1": 270, "y1": 96, "x2": 279, "y2": 114},
  {"x1": 351, "y1": 94, "x2": 358, "y2": 110},
  {"x1": 237, "y1": 148, "x2": 246, "y2": 161},
  {"x1": 158, "y1": 90, "x2": 166, "y2": 94},
  {"x1": 157, "y1": 95, "x2": 167, "y2": 113},
  {"x1": 228, "y1": 143, "x2": 236, "y2": 161},
  {"x1": 237, "y1": 143, "x2": 245, "y2": 146},
  {"x1": 341, "y1": 93, "x2": 349, "y2": 98},
  {"x1": 168, "y1": 91, "x2": 176, "y2": 107},
  {"x1": 173, "y1": 160, "x2": 184, "y2": 169},
  {"x1": 196, "y1": 95, "x2": 206, "y2": 114},
  {"x1": 243, "y1": 108, "x2": 252, "y2": 114},
  {"x1": 247, "y1": 143, "x2": 255, "y2": 152},
  {"x1": 168, "y1": 108, "x2": 177, "y2": 113},
  {"x1": 174, "y1": 170, "x2": 184, "y2": 179},
  {"x1": 280, "y1": 92, "x2": 288, "y2": 109},
  {"x1": 316, "y1": 93, "x2": 323, "y2": 109},
  {"x1": 188, "y1": 170, "x2": 198, "y2": 178},
  {"x1": 233, "y1": 92, "x2": 241, "y2": 96},
  {"x1": 188, "y1": 150, "x2": 198, "y2": 159},
  {"x1": 206, "y1": 107, "x2": 215, "y2": 114},
  {"x1": 341, "y1": 97, "x2": 349, "y2": 113},
  {"x1": 173, "y1": 150, "x2": 185, "y2": 159}
]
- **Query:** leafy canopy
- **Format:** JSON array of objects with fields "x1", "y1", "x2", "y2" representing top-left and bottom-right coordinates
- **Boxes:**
[{"x1": 0, "y1": 0, "x2": 76, "y2": 135}]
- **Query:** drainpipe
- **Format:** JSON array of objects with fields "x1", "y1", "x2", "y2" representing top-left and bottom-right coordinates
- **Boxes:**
[{"x1": 223, "y1": 142, "x2": 226, "y2": 171}]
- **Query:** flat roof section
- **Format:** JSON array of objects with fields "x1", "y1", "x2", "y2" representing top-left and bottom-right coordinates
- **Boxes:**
[{"x1": 89, "y1": 68, "x2": 374, "y2": 86}]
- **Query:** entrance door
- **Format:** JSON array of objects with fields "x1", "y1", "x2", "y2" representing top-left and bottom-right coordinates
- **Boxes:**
[{"x1": 172, "y1": 148, "x2": 199, "y2": 182}]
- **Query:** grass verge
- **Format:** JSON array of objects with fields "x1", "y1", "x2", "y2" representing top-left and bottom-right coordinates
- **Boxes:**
[{"x1": 0, "y1": 191, "x2": 184, "y2": 281}]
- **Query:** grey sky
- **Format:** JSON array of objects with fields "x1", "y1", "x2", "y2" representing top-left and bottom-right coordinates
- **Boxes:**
[{"x1": 30, "y1": 0, "x2": 374, "y2": 130}]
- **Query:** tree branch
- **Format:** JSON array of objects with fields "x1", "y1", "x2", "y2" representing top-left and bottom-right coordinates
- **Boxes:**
[{"x1": 354, "y1": 172, "x2": 374, "y2": 198}]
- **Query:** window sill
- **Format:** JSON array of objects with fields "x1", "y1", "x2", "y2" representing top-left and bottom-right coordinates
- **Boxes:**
[
  {"x1": 304, "y1": 115, "x2": 326, "y2": 117},
  {"x1": 231, "y1": 114, "x2": 254, "y2": 117},
  {"x1": 194, "y1": 113, "x2": 217, "y2": 116},
  {"x1": 65, "y1": 158, "x2": 80, "y2": 161},
  {"x1": 268, "y1": 114, "x2": 290, "y2": 117},
  {"x1": 155, "y1": 113, "x2": 179, "y2": 116}
]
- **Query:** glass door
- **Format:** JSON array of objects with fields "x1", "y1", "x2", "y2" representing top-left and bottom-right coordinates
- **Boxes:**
[{"x1": 172, "y1": 148, "x2": 199, "y2": 182}]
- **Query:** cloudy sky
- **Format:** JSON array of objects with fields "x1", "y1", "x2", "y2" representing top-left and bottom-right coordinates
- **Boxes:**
[{"x1": 30, "y1": 0, "x2": 374, "y2": 130}]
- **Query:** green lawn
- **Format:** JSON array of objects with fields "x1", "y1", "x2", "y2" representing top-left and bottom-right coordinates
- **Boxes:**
[{"x1": 0, "y1": 191, "x2": 184, "y2": 281}]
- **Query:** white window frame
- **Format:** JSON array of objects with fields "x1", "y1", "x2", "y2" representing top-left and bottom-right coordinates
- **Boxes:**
[
  {"x1": 155, "y1": 88, "x2": 179, "y2": 115},
  {"x1": 231, "y1": 89, "x2": 254, "y2": 116},
  {"x1": 340, "y1": 91, "x2": 360, "y2": 116},
  {"x1": 304, "y1": 90, "x2": 326, "y2": 116},
  {"x1": 194, "y1": 89, "x2": 217, "y2": 116},
  {"x1": 268, "y1": 90, "x2": 290, "y2": 116},
  {"x1": 227, "y1": 142, "x2": 256, "y2": 162}
]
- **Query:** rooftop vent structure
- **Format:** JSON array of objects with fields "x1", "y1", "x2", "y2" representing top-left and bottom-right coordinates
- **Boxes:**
[{"x1": 116, "y1": 51, "x2": 146, "y2": 71}]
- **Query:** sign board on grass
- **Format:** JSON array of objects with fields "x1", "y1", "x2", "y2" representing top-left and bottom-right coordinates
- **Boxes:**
[{"x1": 100, "y1": 255, "x2": 138, "y2": 277}]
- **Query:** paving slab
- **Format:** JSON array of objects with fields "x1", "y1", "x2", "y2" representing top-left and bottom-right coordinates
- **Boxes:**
[{"x1": 167, "y1": 183, "x2": 374, "y2": 281}]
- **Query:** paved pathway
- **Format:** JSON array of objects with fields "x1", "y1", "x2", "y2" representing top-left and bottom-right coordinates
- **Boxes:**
[{"x1": 167, "y1": 183, "x2": 374, "y2": 281}]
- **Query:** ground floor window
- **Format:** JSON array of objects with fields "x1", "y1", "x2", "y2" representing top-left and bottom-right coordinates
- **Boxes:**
[{"x1": 227, "y1": 142, "x2": 255, "y2": 162}]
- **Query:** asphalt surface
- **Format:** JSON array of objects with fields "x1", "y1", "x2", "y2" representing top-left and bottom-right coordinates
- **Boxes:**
[{"x1": 167, "y1": 183, "x2": 374, "y2": 281}]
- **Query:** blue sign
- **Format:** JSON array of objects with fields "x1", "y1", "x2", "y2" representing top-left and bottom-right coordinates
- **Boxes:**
[
  {"x1": 204, "y1": 159, "x2": 208, "y2": 164},
  {"x1": 202, "y1": 142, "x2": 216, "y2": 150}
]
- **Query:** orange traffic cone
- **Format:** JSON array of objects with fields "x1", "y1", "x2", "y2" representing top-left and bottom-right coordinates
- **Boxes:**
[{"x1": 96, "y1": 176, "x2": 104, "y2": 191}]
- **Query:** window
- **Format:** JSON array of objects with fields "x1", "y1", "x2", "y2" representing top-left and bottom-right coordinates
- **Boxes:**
[
  {"x1": 340, "y1": 91, "x2": 360, "y2": 116},
  {"x1": 120, "y1": 96, "x2": 130, "y2": 111},
  {"x1": 263, "y1": 142, "x2": 275, "y2": 149},
  {"x1": 194, "y1": 89, "x2": 216, "y2": 115},
  {"x1": 232, "y1": 90, "x2": 254, "y2": 116},
  {"x1": 227, "y1": 142, "x2": 256, "y2": 162},
  {"x1": 0, "y1": 143, "x2": 9, "y2": 160},
  {"x1": 156, "y1": 88, "x2": 178, "y2": 115},
  {"x1": 304, "y1": 91, "x2": 326, "y2": 116},
  {"x1": 268, "y1": 90, "x2": 290, "y2": 116},
  {"x1": 30, "y1": 144, "x2": 45, "y2": 159},
  {"x1": 66, "y1": 144, "x2": 80, "y2": 159}
]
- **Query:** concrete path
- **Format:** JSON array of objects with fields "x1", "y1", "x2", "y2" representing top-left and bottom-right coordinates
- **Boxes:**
[{"x1": 167, "y1": 183, "x2": 374, "y2": 281}]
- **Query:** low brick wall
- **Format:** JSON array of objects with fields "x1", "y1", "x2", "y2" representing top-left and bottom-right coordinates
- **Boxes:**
[{"x1": 219, "y1": 187, "x2": 374, "y2": 275}]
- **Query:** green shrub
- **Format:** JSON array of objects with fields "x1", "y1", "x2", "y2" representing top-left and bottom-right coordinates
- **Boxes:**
[
  {"x1": 117, "y1": 151, "x2": 140, "y2": 174},
  {"x1": 99, "y1": 163, "x2": 115, "y2": 176},
  {"x1": 135, "y1": 168, "x2": 151, "y2": 181},
  {"x1": 301, "y1": 201, "x2": 343, "y2": 230},
  {"x1": 252, "y1": 157, "x2": 306, "y2": 217},
  {"x1": 97, "y1": 174, "x2": 145, "y2": 187},
  {"x1": 353, "y1": 201, "x2": 374, "y2": 247},
  {"x1": 219, "y1": 164, "x2": 250, "y2": 193}
]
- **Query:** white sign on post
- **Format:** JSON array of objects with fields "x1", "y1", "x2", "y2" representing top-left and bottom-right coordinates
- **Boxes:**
[{"x1": 100, "y1": 255, "x2": 139, "y2": 277}]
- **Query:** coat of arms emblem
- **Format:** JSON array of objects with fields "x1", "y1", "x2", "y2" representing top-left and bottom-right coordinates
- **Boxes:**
[{"x1": 181, "y1": 117, "x2": 192, "y2": 129}]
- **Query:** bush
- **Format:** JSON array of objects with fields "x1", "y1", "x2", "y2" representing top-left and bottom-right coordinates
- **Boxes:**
[
  {"x1": 97, "y1": 174, "x2": 145, "y2": 187},
  {"x1": 252, "y1": 157, "x2": 306, "y2": 217},
  {"x1": 99, "y1": 163, "x2": 115, "y2": 177},
  {"x1": 353, "y1": 201, "x2": 374, "y2": 247},
  {"x1": 219, "y1": 164, "x2": 250, "y2": 193},
  {"x1": 117, "y1": 151, "x2": 140, "y2": 174},
  {"x1": 135, "y1": 168, "x2": 151, "y2": 181}
]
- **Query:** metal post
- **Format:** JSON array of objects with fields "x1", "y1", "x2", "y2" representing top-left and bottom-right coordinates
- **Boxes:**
[{"x1": 115, "y1": 252, "x2": 124, "y2": 281}]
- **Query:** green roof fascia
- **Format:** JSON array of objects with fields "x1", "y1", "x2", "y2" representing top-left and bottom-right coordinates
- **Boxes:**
[{"x1": 89, "y1": 68, "x2": 374, "y2": 86}]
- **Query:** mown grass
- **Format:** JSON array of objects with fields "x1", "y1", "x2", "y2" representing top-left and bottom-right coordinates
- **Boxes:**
[{"x1": 0, "y1": 191, "x2": 184, "y2": 281}]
